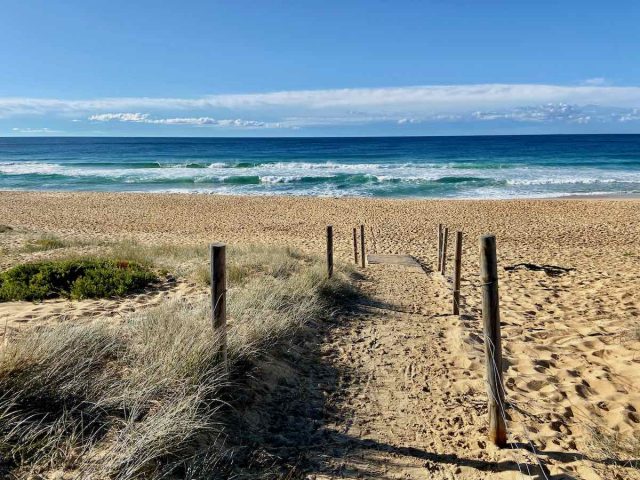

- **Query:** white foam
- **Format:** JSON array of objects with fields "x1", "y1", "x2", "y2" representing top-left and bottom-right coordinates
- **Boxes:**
[
  {"x1": 2, "y1": 159, "x2": 640, "y2": 199},
  {"x1": 259, "y1": 175, "x2": 305, "y2": 184}
]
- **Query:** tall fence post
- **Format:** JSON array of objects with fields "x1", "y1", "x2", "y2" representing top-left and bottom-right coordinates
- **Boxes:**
[
  {"x1": 480, "y1": 234, "x2": 507, "y2": 447},
  {"x1": 437, "y1": 224, "x2": 443, "y2": 271},
  {"x1": 210, "y1": 243, "x2": 228, "y2": 371},
  {"x1": 453, "y1": 231, "x2": 463, "y2": 315},
  {"x1": 440, "y1": 228, "x2": 449, "y2": 275},
  {"x1": 353, "y1": 227, "x2": 359, "y2": 265},
  {"x1": 326, "y1": 225, "x2": 334, "y2": 278},
  {"x1": 360, "y1": 224, "x2": 366, "y2": 268}
]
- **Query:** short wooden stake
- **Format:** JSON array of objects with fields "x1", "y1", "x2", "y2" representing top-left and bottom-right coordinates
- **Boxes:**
[
  {"x1": 326, "y1": 225, "x2": 334, "y2": 278},
  {"x1": 440, "y1": 228, "x2": 449, "y2": 275},
  {"x1": 210, "y1": 243, "x2": 228, "y2": 370},
  {"x1": 437, "y1": 224, "x2": 443, "y2": 271},
  {"x1": 452, "y1": 231, "x2": 463, "y2": 315},
  {"x1": 360, "y1": 224, "x2": 366, "y2": 268},
  {"x1": 480, "y1": 234, "x2": 507, "y2": 447},
  {"x1": 352, "y1": 227, "x2": 359, "y2": 265}
]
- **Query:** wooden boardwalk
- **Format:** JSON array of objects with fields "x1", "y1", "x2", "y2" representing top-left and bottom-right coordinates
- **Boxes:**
[{"x1": 366, "y1": 254, "x2": 421, "y2": 268}]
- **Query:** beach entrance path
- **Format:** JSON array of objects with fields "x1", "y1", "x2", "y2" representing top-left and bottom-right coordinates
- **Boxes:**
[
  {"x1": 306, "y1": 258, "x2": 544, "y2": 480},
  {"x1": 366, "y1": 254, "x2": 422, "y2": 268}
]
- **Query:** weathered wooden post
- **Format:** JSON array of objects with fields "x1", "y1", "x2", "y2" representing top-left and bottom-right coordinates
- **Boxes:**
[
  {"x1": 360, "y1": 224, "x2": 366, "y2": 268},
  {"x1": 480, "y1": 234, "x2": 507, "y2": 447},
  {"x1": 440, "y1": 228, "x2": 449, "y2": 275},
  {"x1": 326, "y1": 225, "x2": 334, "y2": 278},
  {"x1": 353, "y1": 227, "x2": 359, "y2": 265},
  {"x1": 210, "y1": 243, "x2": 228, "y2": 370},
  {"x1": 437, "y1": 224, "x2": 443, "y2": 271},
  {"x1": 453, "y1": 231, "x2": 463, "y2": 315}
]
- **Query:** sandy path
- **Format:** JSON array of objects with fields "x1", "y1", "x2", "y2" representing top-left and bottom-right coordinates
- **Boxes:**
[
  {"x1": 311, "y1": 262, "x2": 539, "y2": 479},
  {"x1": 310, "y1": 259, "x2": 638, "y2": 480}
]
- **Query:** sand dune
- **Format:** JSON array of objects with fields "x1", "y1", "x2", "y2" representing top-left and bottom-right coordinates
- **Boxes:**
[{"x1": 0, "y1": 191, "x2": 638, "y2": 479}]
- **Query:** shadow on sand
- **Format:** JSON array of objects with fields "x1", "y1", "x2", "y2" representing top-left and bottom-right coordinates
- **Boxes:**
[{"x1": 226, "y1": 274, "x2": 633, "y2": 480}]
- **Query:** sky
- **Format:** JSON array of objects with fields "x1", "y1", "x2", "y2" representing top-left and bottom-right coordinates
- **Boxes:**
[{"x1": 1, "y1": 0, "x2": 640, "y2": 137}]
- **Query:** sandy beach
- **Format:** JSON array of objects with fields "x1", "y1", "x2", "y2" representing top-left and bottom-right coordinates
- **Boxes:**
[{"x1": 1, "y1": 191, "x2": 639, "y2": 479}]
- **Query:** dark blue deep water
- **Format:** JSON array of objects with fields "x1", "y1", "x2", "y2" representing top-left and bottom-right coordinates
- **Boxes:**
[{"x1": 1, "y1": 135, "x2": 640, "y2": 198}]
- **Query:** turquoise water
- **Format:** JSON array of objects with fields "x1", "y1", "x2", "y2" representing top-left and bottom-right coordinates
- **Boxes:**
[{"x1": 1, "y1": 135, "x2": 640, "y2": 198}]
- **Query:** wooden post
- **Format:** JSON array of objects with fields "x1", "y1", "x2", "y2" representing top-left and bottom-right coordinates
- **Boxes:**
[
  {"x1": 210, "y1": 243, "x2": 228, "y2": 370},
  {"x1": 453, "y1": 231, "x2": 463, "y2": 315},
  {"x1": 353, "y1": 227, "x2": 359, "y2": 265},
  {"x1": 480, "y1": 234, "x2": 507, "y2": 447},
  {"x1": 360, "y1": 224, "x2": 366, "y2": 268},
  {"x1": 440, "y1": 228, "x2": 449, "y2": 275},
  {"x1": 326, "y1": 225, "x2": 334, "y2": 278},
  {"x1": 437, "y1": 224, "x2": 443, "y2": 271}
]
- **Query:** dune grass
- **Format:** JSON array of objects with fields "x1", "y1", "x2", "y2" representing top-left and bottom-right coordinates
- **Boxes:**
[
  {"x1": 0, "y1": 243, "x2": 356, "y2": 478},
  {"x1": 20, "y1": 234, "x2": 69, "y2": 253},
  {"x1": 587, "y1": 424, "x2": 640, "y2": 470},
  {"x1": 110, "y1": 240, "x2": 306, "y2": 286}
]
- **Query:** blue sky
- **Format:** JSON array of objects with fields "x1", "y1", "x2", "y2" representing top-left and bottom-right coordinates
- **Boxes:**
[{"x1": 1, "y1": 0, "x2": 640, "y2": 136}]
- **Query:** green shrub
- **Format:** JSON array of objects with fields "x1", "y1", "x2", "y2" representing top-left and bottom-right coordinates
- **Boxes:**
[{"x1": 0, "y1": 259, "x2": 157, "y2": 302}]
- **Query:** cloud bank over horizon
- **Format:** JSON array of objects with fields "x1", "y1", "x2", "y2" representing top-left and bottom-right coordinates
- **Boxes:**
[{"x1": 4, "y1": 83, "x2": 640, "y2": 135}]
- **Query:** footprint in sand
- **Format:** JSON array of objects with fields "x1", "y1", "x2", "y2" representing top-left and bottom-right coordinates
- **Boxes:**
[{"x1": 575, "y1": 381, "x2": 594, "y2": 399}]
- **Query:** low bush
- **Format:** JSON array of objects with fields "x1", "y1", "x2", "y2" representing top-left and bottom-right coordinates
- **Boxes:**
[{"x1": 0, "y1": 259, "x2": 157, "y2": 301}]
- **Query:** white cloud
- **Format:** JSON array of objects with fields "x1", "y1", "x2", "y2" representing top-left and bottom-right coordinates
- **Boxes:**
[
  {"x1": 2, "y1": 84, "x2": 640, "y2": 130},
  {"x1": 89, "y1": 112, "x2": 150, "y2": 122},
  {"x1": 11, "y1": 127, "x2": 61, "y2": 134},
  {"x1": 618, "y1": 108, "x2": 640, "y2": 122},
  {"x1": 88, "y1": 113, "x2": 281, "y2": 128},
  {"x1": 1, "y1": 84, "x2": 640, "y2": 118},
  {"x1": 470, "y1": 103, "x2": 640, "y2": 124},
  {"x1": 582, "y1": 77, "x2": 609, "y2": 86},
  {"x1": 472, "y1": 103, "x2": 587, "y2": 123}
]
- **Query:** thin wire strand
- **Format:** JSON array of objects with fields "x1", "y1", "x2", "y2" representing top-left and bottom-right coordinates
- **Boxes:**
[{"x1": 485, "y1": 334, "x2": 550, "y2": 480}]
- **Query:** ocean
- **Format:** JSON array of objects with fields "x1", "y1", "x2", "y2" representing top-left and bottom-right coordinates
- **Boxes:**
[{"x1": 1, "y1": 135, "x2": 639, "y2": 199}]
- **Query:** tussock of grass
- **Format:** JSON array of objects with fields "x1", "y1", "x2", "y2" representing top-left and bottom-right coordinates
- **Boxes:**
[
  {"x1": 0, "y1": 322, "x2": 124, "y2": 466},
  {"x1": 20, "y1": 235, "x2": 69, "y2": 253},
  {"x1": 587, "y1": 424, "x2": 640, "y2": 469},
  {"x1": 0, "y1": 245, "x2": 355, "y2": 478},
  {"x1": 110, "y1": 241, "x2": 207, "y2": 270},
  {"x1": 111, "y1": 240, "x2": 306, "y2": 286},
  {"x1": 0, "y1": 259, "x2": 157, "y2": 302}
]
